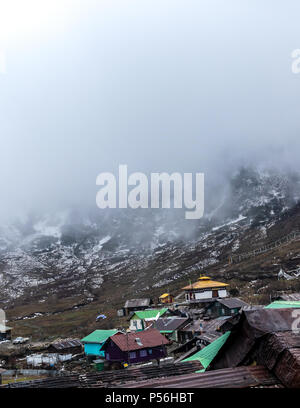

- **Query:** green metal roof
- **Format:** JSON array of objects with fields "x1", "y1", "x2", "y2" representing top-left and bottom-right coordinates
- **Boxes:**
[
  {"x1": 81, "y1": 329, "x2": 118, "y2": 344},
  {"x1": 265, "y1": 301, "x2": 300, "y2": 309},
  {"x1": 160, "y1": 330, "x2": 174, "y2": 334},
  {"x1": 131, "y1": 308, "x2": 168, "y2": 320},
  {"x1": 182, "y1": 331, "x2": 231, "y2": 372}
]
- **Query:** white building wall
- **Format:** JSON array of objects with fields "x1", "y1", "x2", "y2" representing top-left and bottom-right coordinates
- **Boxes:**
[
  {"x1": 129, "y1": 319, "x2": 143, "y2": 331},
  {"x1": 218, "y1": 289, "x2": 227, "y2": 298},
  {"x1": 195, "y1": 290, "x2": 212, "y2": 299}
]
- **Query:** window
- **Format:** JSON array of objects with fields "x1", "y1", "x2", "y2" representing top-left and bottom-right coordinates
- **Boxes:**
[
  {"x1": 221, "y1": 308, "x2": 225, "y2": 315},
  {"x1": 129, "y1": 352, "x2": 136, "y2": 359},
  {"x1": 106, "y1": 353, "x2": 110, "y2": 360},
  {"x1": 148, "y1": 349, "x2": 152, "y2": 355},
  {"x1": 140, "y1": 349, "x2": 147, "y2": 357}
]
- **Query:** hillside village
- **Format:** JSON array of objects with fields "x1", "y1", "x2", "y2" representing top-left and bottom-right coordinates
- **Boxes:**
[{"x1": 1, "y1": 275, "x2": 300, "y2": 388}]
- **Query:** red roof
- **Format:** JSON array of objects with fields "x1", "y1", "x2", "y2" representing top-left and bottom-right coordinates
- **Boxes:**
[{"x1": 110, "y1": 328, "x2": 170, "y2": 352}]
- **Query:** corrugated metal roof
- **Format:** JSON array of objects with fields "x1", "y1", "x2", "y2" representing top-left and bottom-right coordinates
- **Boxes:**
[
  {"x1": 110, "y1": 328, "x2": 170, "y2": 352},
  {"x1": 277, "y1": 293, "x2": 300, "y2": 302},
  {"x1": 153, "y1": 317, "x2": 189, "y2": 332},
  {"x1": 217, "y1": 298, "x2": 249, "y2": 309},
  {"x1": 265, "y1": 301, "x2": 300, "y2": 309},
  {"x1": 81, "y1": 330, "x2": 118, "y2": 344},
  {"x1": 182, "y1": 331, "x2": 231, "y2": 371},
  {"x1": 203, "y1": 316, "x2": 231, "y2": 332},
  {"x1": 119, "y1": 366, "x2": 281, "y2": 388},
  {"x1": 4, "y1": 361, "x2": 203, "y2": 388},
  {"x1": 198, "y1": 332, "x2": 222, "y2": 344},
  {"x1": 210, "y1": 308, "x2": 300, "y2": 385},
  {"x1": 245, "y1": 308, "x2": 299, "y2": 332},
  {"x1": 132, "y1": 309, "x2": 168, "y2": 320},
  {"x1": 50, "y1": 339, "x2": 82, "y2": 350},
  {"x1": 180, "y1": 319, "x2": 203, "y2": 332},
  {"x1": 253, "y1": 331, "x2": 300, "y2": 388},
  {"x1": 124, "y1": 299, "x2": 151, "y2": 308}
]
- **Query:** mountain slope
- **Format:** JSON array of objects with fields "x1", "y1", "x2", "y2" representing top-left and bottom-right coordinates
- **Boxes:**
[{"x1": 1, "y1": 167, "x2": 300, "y2": 339}]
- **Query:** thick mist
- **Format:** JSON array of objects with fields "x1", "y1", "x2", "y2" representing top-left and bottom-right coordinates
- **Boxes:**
[{"x1": 1, "y1": 0, "x2": 300, "y2": 223}]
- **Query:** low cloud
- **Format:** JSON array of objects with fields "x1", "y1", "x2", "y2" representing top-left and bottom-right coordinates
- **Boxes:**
[{"x1": 1, "y1": 0, "x2": 300, "y2": 222}]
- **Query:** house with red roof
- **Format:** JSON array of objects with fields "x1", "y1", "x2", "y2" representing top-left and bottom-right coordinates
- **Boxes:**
[{"x1": 102, "y1": 328, "x2": 170, "y2": 365}]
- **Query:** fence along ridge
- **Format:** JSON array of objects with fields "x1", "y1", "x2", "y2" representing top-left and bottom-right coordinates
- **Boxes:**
[{"x1": 229, "y1": 230, "x2": 300, "y2": 264}]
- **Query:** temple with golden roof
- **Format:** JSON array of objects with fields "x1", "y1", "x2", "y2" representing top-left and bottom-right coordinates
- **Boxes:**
[{"x1": 182, "y1": 276, "x2": 228, "y2": 302}]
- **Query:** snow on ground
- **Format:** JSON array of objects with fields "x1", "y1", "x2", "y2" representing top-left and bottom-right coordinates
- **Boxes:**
[{"x1": 212, "y1": 215, "x2": 247, "y2": 231}]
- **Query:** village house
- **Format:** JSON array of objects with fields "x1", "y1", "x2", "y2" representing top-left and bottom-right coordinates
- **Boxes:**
[
  {"x1": 129, "y1": 308, "x2": 168, "y2": 331},
  {"x1": 0, "y1": 324, "x2": 12, "y2": 341},
  {"x1": 197, "y1": 316, "x2": 232, "y2": 347},
  {"x1": 102, "y1": 328, "x2": 170, "y2": 366},
  {"x1": 123, "y1": 298, "x2": 152, "y2": 316},
  {"x1": 173, "y1": 316, "x2": 231, "y2": 360},
  {"x1": 152, "y1": 317, "x2": 190, "y2": 342},
  {"x1": 177, "y1": 319, "x2": 204, "y2": 344},
  {"x1": 81, "y1": 329, "x2": 118, "y2": 359},
  {"x1": 205, "y1": 298, "x2": 249, "y2": 318},
  {"x1": 182, "y1": 276, "x2": 228, "y2": 304},
  {"x1": 159, "y1": 293, "x2": 174, "y2": 304}
]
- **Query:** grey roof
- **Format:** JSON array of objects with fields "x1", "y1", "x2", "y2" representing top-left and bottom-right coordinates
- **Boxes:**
[
  {"x1": 216, "y1": 298, "x2": 249, "y2": 309},
  {"x1": 180, "y1": 319, "x2": 203, "y2": 333},
  {"x1": 221, "y1": 308, "x2": 300, "y2": 336},
  {"x1": 124, "y1": 298, "x2": 151, "y2": 309},
  {"x1": 49, "y1": 339, "x2": 82, "y2": 350},
  {"x1": 187, "y1": 298, "x2": 215, "y2": 304},
  {"x1": 198, "y1": 331, "x2": 222, "y2": 343},
  {"x1": 203, "y1": 316, "x2": 231, "y2": 332},
  {"x1": 117, "y1": 366, "x2": 281, "y2": 389},
  {"x1": 153, "y1": 317, "x2": 189, "y2": 332},
  {"x1": 277, "y1": 293, "x2": 300, "y2": 302},
  {"x1": 241, "y1": 304, "x2": 265, "y2": 311}
]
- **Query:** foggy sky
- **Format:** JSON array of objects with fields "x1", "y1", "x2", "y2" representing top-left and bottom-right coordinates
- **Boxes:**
[{"x1": 1, "y1": 0, "x2": 300, "y2": 221}]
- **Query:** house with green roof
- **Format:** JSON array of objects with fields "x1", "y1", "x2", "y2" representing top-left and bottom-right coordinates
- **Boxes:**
[
  {"x1": 181, "y1": 331, "x2": 231, "y2": 372},
  {"x1": 265, "y1": 301, "x2": 300, "y2": 309},
  {"x1": 81, "y1": 329, "x2": 118, "y2": 357},
  {"x1": 129, "y1": 308, "x2": 168, "y2": 331}
]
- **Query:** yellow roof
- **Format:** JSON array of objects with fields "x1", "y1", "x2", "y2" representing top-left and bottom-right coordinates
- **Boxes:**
[
  {"x1": 182, "y1": 279, "x2": 228, "y2": 290},
  {"x1": 159, "y1": 293, "x2": 170, "y2": 299}
]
